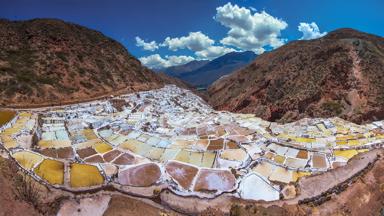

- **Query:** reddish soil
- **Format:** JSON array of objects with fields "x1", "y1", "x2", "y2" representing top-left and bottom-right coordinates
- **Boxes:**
[
  {"x1": 0, "y1": 156, "x2": 67, "y2": 216},
  {"x1": 208, "y1": 28, "x2": 384, "y2": 124},
  {"x1": 103, "y1": 195, "x2": 179, "y2": 216},
  {"x1": 0, "y1": 157, "x2": 41, "y2": 216},
  {"x1": 0, "y1": 19, "x2": 191, "y2": 109}
]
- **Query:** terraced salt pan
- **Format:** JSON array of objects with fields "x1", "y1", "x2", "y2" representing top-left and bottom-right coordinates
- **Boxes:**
[
  {"x1": 70, "y1": 163, "x2": 104, "y2": 188},
  {"x1": 239, "y1": 173, "x2": 280, "y2": 201},
  {"x1": 0, "y1": 85, "x2": 383, "y2": 202}
]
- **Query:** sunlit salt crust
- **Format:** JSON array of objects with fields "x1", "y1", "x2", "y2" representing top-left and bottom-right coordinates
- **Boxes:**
[{"x1": 0, "y1": 85, "x2": 383, "y2": 201}]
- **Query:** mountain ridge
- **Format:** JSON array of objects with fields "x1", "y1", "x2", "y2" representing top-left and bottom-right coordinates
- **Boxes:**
[
  {"x1": 0, "y1": 18, "x2": 177, "y2": 107},
  {"x1": 208, "y1": 28, "x2": 384, "y2": 123},
  {"x1": 160, "y1": 51, "x2": 257, "y2": 88},
  {"x1": 159, "y1": 60, "x2": 209, "y2": 77}
]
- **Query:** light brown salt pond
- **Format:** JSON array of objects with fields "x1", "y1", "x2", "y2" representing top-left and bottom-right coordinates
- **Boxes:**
[
  {"x1": 269, "y1": 166, "x2": 295, "y2": 183},
  {"x1": 113, "y1": 153, "x2": 135, "y2": 165},
  {"x1": 165, "y1": 161, "x2": 199, "y2": 190},
  {"x1": 312, "y1": 153, "x2": 328, "y2": 169},
  {"x1": 220, "y1": 149, "x2": 247, "y2": 161},
  {"x1": 117, "y1": 163, "x2": 161, "y2": 187},
  {"x1": 207, "y1": 138, "x2": 224, "y2": 150},
  {"x1": 193, "y1": 169, "x2": 236, "y2": 192},
  {"x1": 252, "y1": 162, "x2": 275, "y2": 178},
  {"x1": 0, "y1": 110, "x2": 16, "y2": 126}
]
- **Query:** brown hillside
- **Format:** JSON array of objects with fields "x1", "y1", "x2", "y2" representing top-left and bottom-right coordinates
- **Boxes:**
[
  {"x1": 0, "y1": 18, "x2": 166, "y2": 108},
  {"x1": 208, "y1": 28, "x2": 384, "y2": 124}
]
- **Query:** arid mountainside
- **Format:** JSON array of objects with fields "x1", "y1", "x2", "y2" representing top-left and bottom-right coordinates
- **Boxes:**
[
  {"x1": 0, "y1": 18, "x2": 168, "y2": 107},
  {"x1": 208, "y1": 28, "x2": 384, "y2": 123}
]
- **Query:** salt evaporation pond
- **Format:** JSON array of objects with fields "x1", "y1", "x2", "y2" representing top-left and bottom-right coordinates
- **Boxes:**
[{"x1": 0, "y1": 110, "x2": 16, "y2": 126}]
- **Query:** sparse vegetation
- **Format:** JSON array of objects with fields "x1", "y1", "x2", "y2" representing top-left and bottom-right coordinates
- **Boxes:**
[
  {"x1": 0, "y1": 18, "x2": 165, "y2": 107},
  {"x1": 13, "y1": 172, "x2": 41, "y2": 208},
  {"x1": 209, "y1": 28, "x2": 384, "y2": 124},
  {"x1": 322, "y1": 101, "x2": 343, "y2": 115},
  {"x1": 0, "y1": 156, "x2": 67, "y2": 215},
  {"x1": 55, "y1": 51, "x2": 68, "y2": 62}
]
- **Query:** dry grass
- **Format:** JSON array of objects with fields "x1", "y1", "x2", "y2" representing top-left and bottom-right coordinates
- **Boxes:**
[
  {"x1": 13, "y1": 172, "x2": 41, "y2": 208},
  {"x1": 0, "y1": 156, "x2": 67, "y2": 215}
]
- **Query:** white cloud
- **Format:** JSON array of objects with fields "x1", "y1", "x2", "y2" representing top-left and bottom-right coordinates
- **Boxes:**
[
  {"x1": 298, "y1": 22, "x2": 327, "y2": 40},
  {"x1": 166, "y1": 55, "x2": 195, "y2": 66},
  {"x1": 160, "y1": 31, "x2": 236, "y2": 60},
  {"x1": 161, "y1": 31, "x2": 215, "y2": 52},
  {"x1": 139, "y1": 54, "x2": 194, "y2": 69},
  {"x1": 249, "y1": 6, "x2": 257, "y2": 12},
  {"x1": 195, "y1": 45, "x2": 236, "y2": 59},
  {"x1": 135, "y1": 36, "x2": 159, "y2": 51},
  {"x1": 214, "y1": 3, "x2": 288, "y2": 53}
]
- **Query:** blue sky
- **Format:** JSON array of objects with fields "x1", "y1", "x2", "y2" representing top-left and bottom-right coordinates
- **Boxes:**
[{"x1": 1, "y1": 0, "x2": 383, "y2": 68}]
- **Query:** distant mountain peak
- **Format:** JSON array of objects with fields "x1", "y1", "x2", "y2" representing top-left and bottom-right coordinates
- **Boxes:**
[{"x1": 162, "y1": 51, "x2": 257, "y2": 88}]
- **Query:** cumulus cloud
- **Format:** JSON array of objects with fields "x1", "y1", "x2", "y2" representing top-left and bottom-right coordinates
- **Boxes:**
[
  {"x1": 195, "y1": 45, "x2": 236, "y2": 59},
  {"x1": 214, "y1": 2, "x2": 288, "y2": 53},
  {"x1": 166, "y1": 55, "x2": 195, "y2": 66},
  {"x1": 160, "y1": 31, "x2": 236, "y2": 60},
  {"x1": 135, "y1": 36, "x2": 159, "y2": 51},
  {"x1": 298, "y1": 22, "x2": 327, "y2": 40},
  {"x1": 161, "y1": 31, "x2": 215, "y2": 52},
  {"x1": 139, "y1": 54, "x2": 194, "y2": 69}
]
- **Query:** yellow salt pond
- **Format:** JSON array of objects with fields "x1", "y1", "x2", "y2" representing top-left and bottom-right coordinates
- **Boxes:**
[
  {"x1": 119, "y1": 139, "x2": 145, "y2": 152},
  {"x1": 334, "y1": 149, "x2": 359, "y2": 159},
  {"x1": 200, "y1": 152, "x2": 216, "y2": 168},
  {"x1": 38, "y1": 140, "x2": 71, "y2": 149},
  {"x1": 1, "y1": 135, "x2": 17, "y2": 149},
  {"x1": 82, "y1": 129, "x2": 98, "y2": 140},
  {"x1": 145, "y1": 147, "x2": 165, "y2": 160},
  {"x1": 0, "y1": 110, "x2": 16, "y2": 126},
  {"x1": 94, "y1": 142, "x2": 113, "y2": 153},
  {"x1": 34, "y1": 159, "x2": 64, "y2": 185},
  {"x1": 293, "y1": 137, "x2": 316, "y2": 143},
  {"x1": 76, "y1": 139, "x2": 103, "y2": 149},
  {"x1": 70, "y1": 163, "x2": 104, "y2": 188},
  {"x1": 189, "y1": 152, "x2": 203, "y2": 166},
  {"x1": 273, "y1": 155, "x2": 286, "y2": 164},
  {"x1": 293, "y1": 171, "x2": 311, "y2": 181},
  {"x1": 12, "y1": 151, "x2": 43, "y2": 170}
]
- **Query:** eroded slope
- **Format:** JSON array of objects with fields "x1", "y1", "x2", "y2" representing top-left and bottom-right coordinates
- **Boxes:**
[{"x1": 208, "y1": 29, "x2": 384, "y2": 124}]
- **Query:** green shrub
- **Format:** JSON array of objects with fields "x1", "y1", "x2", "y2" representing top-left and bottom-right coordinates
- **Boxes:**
[
  {"x1": 56, "y1": 51, "x2": 68, "y2": 62},
  {"x1": 322, "y1": 101, "x2": 343, "y2": 115}
]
